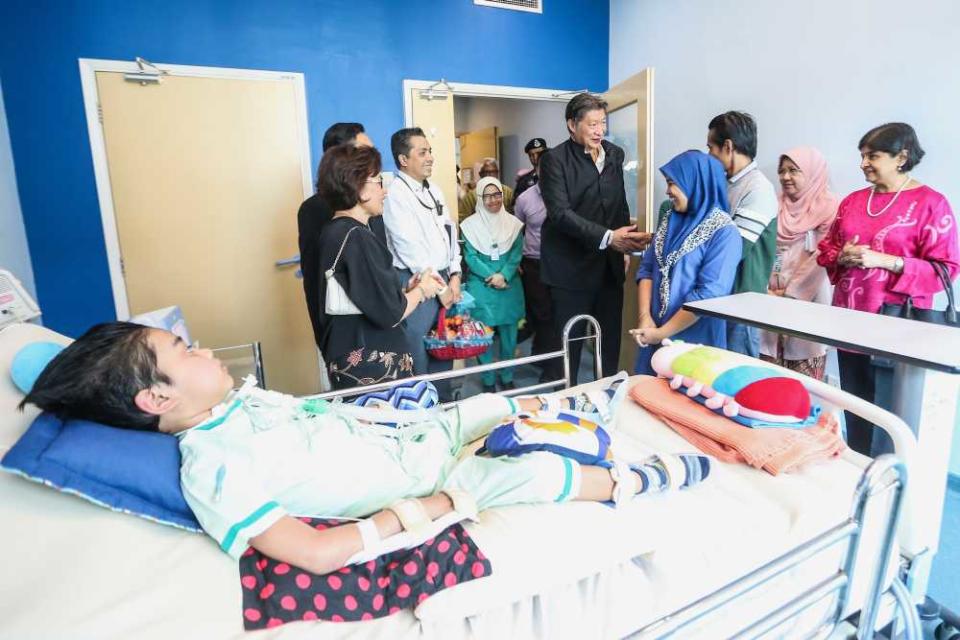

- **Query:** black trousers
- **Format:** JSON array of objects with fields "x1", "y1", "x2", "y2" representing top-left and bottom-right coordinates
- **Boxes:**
[
  {"x1": 550, "y1": 278, "x2": 623, "y2": 384},
  {"x1": 838, "y1": 350, "x2": 877, "y2": 455},
  {"x1": 521, "y1": 257, "x2": 561, "y2": 377}
]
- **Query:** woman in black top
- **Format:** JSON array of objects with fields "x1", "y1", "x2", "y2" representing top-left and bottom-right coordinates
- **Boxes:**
[{"x1": 316, "y1": 145, "x2": 443, "y2": 389}]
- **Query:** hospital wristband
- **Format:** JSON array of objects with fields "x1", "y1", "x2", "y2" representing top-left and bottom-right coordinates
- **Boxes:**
[{"x1": 355, "y1": 518, "x2": 380, "y2": 552}]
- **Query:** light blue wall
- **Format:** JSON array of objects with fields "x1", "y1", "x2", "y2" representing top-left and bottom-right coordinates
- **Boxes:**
[
  {"x1": 610, "y1": 0, "x2": 960, "y2": 214},
  {"x1": 0, "y1": 78, "x2": 35, "y2": 300},
  {"x1": 0, "y1": 0, "x2": 608, "y2": 338},
  {"x1": 609, "y1": 0, "x2": 960, "y2": 475}
]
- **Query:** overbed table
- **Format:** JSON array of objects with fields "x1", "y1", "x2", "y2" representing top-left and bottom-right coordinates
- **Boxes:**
[{"x1": 685, "y1": 292, "x2": 960, "y2": 602}]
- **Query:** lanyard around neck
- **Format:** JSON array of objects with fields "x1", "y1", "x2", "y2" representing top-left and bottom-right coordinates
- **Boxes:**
[{"x1": 399, "y1": 174, "x2": 443, "y2": 216}]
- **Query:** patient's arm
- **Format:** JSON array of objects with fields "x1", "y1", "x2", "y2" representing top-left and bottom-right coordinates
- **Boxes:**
[{"x1": 249, "y1": 493, "x2": 454, "y2": 575}]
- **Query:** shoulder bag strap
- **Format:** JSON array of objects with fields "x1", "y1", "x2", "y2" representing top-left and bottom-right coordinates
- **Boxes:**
[
  {"x1": 326, "y1": 226, "x2": 359, "y2": 278},
  {"x1": 931, "y1": 261, "x2": 957, "y2": 323}
]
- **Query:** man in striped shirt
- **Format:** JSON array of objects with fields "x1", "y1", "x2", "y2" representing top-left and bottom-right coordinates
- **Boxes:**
[{"x1": 707, "y1": 111, "x2": 778, "y2": 357}]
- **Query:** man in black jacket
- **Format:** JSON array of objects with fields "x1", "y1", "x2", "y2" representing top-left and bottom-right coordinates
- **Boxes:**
[
  {"x1": 298, "y1": 122, "x2": 383, "y2": 350},
  {"x1": 539, "y1": 93, "x2": 651, "y2": 380}
]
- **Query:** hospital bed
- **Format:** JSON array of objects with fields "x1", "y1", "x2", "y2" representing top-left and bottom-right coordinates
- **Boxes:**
[{"x1": 0, "y1": 318, "x2": 921, "y2": 639}]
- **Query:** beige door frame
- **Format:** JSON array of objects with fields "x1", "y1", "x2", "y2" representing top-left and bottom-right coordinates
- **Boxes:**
[
  {"x1": 402, "y1": 79, "x2": 582, "y2": 224},
  {"x1": 603, "y1": 68, "x2": 655, "y2": 233},
  {"x1": 79, "y1": 58, "x2": 313, "y2": 320},
  {"x1": 402, "y1": 79, "x2": 577, "y2": 124}
]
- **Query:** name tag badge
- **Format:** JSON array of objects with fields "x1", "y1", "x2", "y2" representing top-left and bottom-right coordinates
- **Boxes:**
[{"x1": 491, "y1": 243, "x2": 500, "y2": 261}]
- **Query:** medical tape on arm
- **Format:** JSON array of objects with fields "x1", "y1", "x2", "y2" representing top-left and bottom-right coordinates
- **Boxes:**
[
  {"x1": 355, "y1": 518, "x2": 380, "y2": 553},
  {"x1": 386, "y1": 498, "x2": 433, "y2": 539},
  {"x1": 442, "y1": 487, "x2": 479, "y2": 522}
]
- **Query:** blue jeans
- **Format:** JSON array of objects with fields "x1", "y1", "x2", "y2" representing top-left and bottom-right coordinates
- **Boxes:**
[{"x1": 726, "y1": 322, "x2": 760, "y2": 358}]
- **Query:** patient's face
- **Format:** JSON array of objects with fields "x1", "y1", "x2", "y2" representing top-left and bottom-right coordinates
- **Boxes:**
[{"x1": 148, "y1": 329, "x2": 234, "y2": 427}]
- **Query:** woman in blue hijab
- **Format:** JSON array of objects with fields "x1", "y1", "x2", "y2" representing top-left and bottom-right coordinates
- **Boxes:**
[{"x1": 633, "y1": 150, "x2": 742, "y2": 374}]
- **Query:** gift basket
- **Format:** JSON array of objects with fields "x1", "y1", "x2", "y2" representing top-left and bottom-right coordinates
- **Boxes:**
[{"x1": 424, "y1": 292, "x2": 493, "y2": 360}]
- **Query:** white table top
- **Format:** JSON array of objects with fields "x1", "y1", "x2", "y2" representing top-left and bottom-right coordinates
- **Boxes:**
[{"x1": 684, "y1": 293, "x2": 960, "y2": 373}]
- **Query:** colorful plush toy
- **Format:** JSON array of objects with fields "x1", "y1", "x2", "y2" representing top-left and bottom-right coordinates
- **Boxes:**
[{"x1": 649, "y1": 341, "x2": 820, "y2": 428}]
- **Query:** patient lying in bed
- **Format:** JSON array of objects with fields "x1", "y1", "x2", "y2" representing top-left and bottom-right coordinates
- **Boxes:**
[{"x1": 20, "y1": 321, "x2": 712, "y2": 576}]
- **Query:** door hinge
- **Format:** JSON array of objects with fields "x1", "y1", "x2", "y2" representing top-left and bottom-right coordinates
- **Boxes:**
[
  {"x1": 119, "y1": 256, "x2": 126, "y2": 277},
  {"x1": 97, "y1": 103, "x2": 103, "y2": 124}
]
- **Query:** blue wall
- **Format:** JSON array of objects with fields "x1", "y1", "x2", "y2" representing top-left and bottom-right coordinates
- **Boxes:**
[{"x1": 0, "y1": 0, "x2": 608, "y2": 337}]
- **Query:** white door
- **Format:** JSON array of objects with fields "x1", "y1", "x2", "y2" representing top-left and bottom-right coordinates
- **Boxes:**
[{"x1": 83, "y1": 61, "x2": 319, "y2": 394}]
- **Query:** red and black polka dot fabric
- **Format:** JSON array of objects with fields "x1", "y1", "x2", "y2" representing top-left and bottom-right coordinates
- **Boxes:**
[{"x1": 238, "y1": 518, "x2": 491, "y2": 629}]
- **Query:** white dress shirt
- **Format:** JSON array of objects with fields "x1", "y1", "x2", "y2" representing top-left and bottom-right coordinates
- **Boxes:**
[{"x1": 383, "y1": 172, "x2": 462, "y2": 276}]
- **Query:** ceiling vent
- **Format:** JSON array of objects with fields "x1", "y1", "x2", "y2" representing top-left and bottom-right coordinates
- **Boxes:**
[{"x1": 474, "y1": 0, "x2": 542, "y2": 14}]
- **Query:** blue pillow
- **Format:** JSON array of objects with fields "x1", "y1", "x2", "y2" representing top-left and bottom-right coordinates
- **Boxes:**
[
  {"x1": 1, "y1": 412, "x2": 202, "y2": 532},
  {"x1": 10, "y1": 341, "x2": 65, "y2": 394}
]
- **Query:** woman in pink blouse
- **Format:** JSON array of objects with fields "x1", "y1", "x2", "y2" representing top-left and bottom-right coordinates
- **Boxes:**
[
  {"x1": 760, "y1": 146, "x2": 839, "y2": 380},
  {"x1": 817, "y1": 122, "x2": 960, "y2": 454}
]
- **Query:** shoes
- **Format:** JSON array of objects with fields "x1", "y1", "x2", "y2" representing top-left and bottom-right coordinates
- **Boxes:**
[
  {"x1": 499, "y1": 381, "x2": 516, "y2": 391},
  {"x1": 482, "y1": 384, "x2": 497, "y2": 394},
  {"x1": 540, "y1": 371, "x2": 630, "y2": 423},
  {"x1": 606, "y1": 453, "x2": 713, "y2": 507}
]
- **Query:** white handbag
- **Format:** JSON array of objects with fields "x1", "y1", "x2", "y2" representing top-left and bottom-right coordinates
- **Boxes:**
[{"x1": 324, "y1": 227, "x2": 363, "y2": 316}]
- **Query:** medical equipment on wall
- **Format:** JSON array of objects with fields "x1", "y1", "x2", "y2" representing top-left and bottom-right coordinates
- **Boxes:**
[{"x1": 0, "y1": 270, "x2": 40, "y2": 330}]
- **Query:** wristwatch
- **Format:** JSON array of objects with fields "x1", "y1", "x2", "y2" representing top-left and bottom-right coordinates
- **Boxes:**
[{"x1": 893, "y1": 257, "x2": 905, "y2": 273}]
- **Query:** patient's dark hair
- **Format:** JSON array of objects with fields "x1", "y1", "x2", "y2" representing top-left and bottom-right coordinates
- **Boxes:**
[{"x1": 19, "y1": 322, "x2": 168, "y2": 431}]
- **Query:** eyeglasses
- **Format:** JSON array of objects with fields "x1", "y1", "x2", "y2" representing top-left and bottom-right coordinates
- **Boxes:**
[
  {"x1": 481, "y1": 191, "x2": 504, "y2": 200},
  {"x1": 366, "y1": 175, "x2": 384, "y2": 187}
]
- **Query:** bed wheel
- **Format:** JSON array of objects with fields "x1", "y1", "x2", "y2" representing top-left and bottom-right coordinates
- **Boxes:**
[{"x1": 936, "y1": 622, "x2": 960, "y2": 640}]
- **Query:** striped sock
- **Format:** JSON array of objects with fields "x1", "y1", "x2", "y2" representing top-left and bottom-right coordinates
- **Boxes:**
[{"x1": 631, "y1": 454, "x2": 712, "y2": 493}]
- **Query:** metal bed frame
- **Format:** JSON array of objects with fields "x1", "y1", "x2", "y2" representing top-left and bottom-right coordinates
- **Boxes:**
[{"x1": 302, "y1": 315, "x2": 921, "y2": 639}]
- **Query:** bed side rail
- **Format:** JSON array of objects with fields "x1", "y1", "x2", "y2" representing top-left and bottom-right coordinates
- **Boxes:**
[
  {"x1": 304, "y1": 314, "x2": 603, "y2": 402},
  {"x1": 631, "y1": 455, "x2": 916, "y2": 640}
]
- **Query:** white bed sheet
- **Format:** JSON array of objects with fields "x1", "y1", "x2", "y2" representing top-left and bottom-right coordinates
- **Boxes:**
[{"x1": 0, "y1": 323, "x2": 893, "y2": 640}]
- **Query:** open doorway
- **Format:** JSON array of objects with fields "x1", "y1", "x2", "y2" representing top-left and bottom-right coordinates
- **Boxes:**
[
  {"x1": 453, "y1": 96, "x2": 568, "y2": 221},
  {"x1": 402, "y1": 76, "x2": 653, "y2": 397}
]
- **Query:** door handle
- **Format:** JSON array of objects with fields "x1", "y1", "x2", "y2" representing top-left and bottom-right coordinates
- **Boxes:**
[
  {"x1": 275, "y1": 254, "x2": 300, "y2": 267},
  {"x1": 275, "y1": 255, "x2": 303, "y2": 279}
]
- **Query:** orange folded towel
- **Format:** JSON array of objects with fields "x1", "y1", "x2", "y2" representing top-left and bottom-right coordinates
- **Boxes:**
[{"x1": 628, "y1": 376, "x2": 846, "y2": 475}]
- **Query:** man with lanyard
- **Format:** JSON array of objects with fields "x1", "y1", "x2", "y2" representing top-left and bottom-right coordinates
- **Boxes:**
[
  {"x1": 383, "y1": 127, "x2": 461, "y2": 398},
  {"x1": 514, "y1": 137, "x2": 548, "y2": 200}
]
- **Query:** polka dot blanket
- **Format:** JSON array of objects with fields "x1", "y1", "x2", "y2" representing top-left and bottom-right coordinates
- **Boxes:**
[{"x1": 238, "y1": 518, "x2": 491, "y2": 628}]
